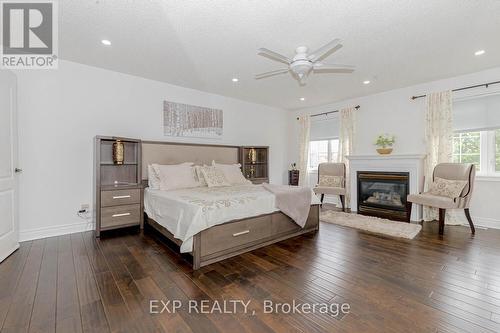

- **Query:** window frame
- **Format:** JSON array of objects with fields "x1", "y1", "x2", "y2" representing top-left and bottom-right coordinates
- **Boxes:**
[
  {"x1": 453, "y1": 129, "x2": 500, "y2": 178},
  {"x1": 308, "y1": 138, "x2": 339, "y2": 171},
  {"x1": 484, "y1": 130, "x2": 500, "y2": 177},
  {"x1": 453, "y1": 131, "x2": 482, "y2": 172}
]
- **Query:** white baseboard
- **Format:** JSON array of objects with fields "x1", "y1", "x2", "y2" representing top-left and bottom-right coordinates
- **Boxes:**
[
  {"x1": 468, "y1": 216, "x2": 500, "y2": 229},
  {"x1": 19, "y1": 221, "x2": 95, "y2": 242},
  {"x1": 17, "y1": 214, "x2": 500, "y2": 242}
]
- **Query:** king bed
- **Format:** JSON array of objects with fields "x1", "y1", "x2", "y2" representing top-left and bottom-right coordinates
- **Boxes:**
[{"x1": 141, "y1": 140, "x2": 320, "y2": 270}]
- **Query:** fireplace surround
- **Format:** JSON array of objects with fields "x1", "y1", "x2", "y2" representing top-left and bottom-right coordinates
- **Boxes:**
[
  {"x1": 357, "y1": 171, "x2": 409, "y2": 221},
  {"x1": 346, "y1": 154, "x2": 425, "y2": 221}
]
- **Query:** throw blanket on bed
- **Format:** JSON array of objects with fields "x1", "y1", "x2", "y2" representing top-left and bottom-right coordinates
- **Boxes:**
[{"x1": 262, "y1": 183, "x2": 312, "y2": 227}]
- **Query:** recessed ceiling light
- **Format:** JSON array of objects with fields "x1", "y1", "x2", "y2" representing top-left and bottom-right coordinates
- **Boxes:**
[
  {"x1": 475, "y1": 50, "x2": 485, "y2": 56},
  {"x1": 232, "y1": 78, "x2": 239, "y2": 82},
  {"x1": 363, "y1": 80, "x2": 371, "y2": 85},
  {"x1": 299, "y1": 97, "x2": 305, "y2": 101},
  {"x1": 101, "y1": 39, "x2": 111, "y2": 46}
]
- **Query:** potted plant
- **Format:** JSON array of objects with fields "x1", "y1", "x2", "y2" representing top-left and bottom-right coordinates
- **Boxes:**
[{"x1": 375, "y1": 134, "x2": 395, "y2": 155}]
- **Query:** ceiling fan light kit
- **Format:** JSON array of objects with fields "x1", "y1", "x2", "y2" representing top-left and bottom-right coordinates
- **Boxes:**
[{"x1": 255, "y1": 38, "x2": 355, "y2": 85}]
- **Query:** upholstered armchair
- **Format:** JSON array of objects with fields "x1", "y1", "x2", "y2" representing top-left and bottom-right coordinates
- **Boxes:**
[
  {"x1": 406, "y1": 163, "x2": 475, "y2": 235},
  {"x1": 313, "y1": 163, "x2": 346, "y2": 211}
]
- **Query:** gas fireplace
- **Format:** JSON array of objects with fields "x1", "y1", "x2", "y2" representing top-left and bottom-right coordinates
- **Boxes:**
[{"x1": 357, "y1": 171, "x2": 410, "y2": 221}]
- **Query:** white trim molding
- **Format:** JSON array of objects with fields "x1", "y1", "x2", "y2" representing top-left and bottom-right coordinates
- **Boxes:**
[{"x1": 19, "y1": 221, "x2": 95, "y2": 242}]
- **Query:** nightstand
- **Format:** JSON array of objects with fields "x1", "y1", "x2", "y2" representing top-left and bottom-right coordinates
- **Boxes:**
[
  {"x1": 94, "y1": 136, "x2": 143, "y2": 237},
  {"x1": 97, "y1": 184, "x2": 143, "y2": 237},
  {"x1": 288, "y1": 170, "x2": 299, "y2": 186}
]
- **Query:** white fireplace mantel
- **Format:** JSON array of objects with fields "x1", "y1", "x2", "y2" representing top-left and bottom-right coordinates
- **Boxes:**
[
  {"x1": 346, "y1": 154, "x2": 426, "y2": 220},
  {"x1": 346, "y1": 154, "x2": 426, "y2": 161}
]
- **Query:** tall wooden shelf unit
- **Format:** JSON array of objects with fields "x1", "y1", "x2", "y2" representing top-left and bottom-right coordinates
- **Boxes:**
[
  {"x1": 94, "y1": 136, "x2": 143, "y2": 237},
  {"x1": 239, "y1": 146, "x2": 269, "y2": 184}
]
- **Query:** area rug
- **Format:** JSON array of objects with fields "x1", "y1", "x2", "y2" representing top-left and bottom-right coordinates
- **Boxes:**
[{"x1": 320, "y1": 210, "x2": 422, "y2": 239}]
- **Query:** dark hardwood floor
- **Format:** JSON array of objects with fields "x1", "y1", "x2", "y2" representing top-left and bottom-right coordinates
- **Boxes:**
[{"x1": 2, "y1": 208, "x2": 500, "y2": 332}]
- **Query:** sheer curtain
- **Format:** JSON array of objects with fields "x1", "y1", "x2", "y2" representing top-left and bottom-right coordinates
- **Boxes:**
[
  {"x1": 338, "y1": 107, "x2": 357, "y2": 207},
  {"x1": 424, "y1": 91, "x2": 455, "y2": 222},
  {"x1": 297, "y1": 115, "x2": 311, "y2": 186}
]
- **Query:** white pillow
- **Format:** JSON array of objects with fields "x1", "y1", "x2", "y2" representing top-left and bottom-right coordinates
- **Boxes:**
[
  {"x1": 153, "y1": 163, "x2": 198, "y2": 191},
  {"x1": 428, "y1": 177, "x2": 467, "y2": 198},
  {"x1": 147, "y1": 164, "x2": 161, "y2": 189},
  {"x1": 213, "y1": 161, "x2": 251, "y2": 185},
  {"x1": 200, "y1": 165, "x2": 231, "y2": 187}
]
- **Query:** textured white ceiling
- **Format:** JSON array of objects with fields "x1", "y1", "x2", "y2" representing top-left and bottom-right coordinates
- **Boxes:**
[{"x1": 60, "y1": 0, "x2": 500, "y2": 109}]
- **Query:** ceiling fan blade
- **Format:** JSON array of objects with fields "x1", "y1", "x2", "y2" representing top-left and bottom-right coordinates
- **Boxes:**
[
  {"x1": 313, "y1": 63, "x2": 355, "y2": 73},
  {"x1": 255, "y1": 68, "x2": 289, "y2": 79},
  {"x1": 257, "y1": 48, "x2": 291, "y2": 64},
  {"x1": 308, "y1": 38, "x2": 342, "y2": 62}
]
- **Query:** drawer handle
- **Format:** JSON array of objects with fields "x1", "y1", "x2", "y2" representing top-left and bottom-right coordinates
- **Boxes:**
[
  {"x1": 113, "y1": 195, "x2": 131, "y2": 199},
  {"x1": 232, "y1": 230, "x2": 250, "y2": 237},
  {"x1": 112, "y1": 213, "x2": 131, "y2": 218}
]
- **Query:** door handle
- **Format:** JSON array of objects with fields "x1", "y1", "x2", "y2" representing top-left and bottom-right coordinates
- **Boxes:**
[{"x1": 15, "y1": 168, "x2": 22, "y2": 173}]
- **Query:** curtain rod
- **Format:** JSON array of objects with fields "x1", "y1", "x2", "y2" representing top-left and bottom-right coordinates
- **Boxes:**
[
  {"x1": 296, "y1": 105, "x2": 360, "y2": 120},
  {"x1": 411, "y1": 80, "x2": 500, "y2": 100}
]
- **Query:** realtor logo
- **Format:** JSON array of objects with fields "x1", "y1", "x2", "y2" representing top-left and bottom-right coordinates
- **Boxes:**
[{"x1": 1, "y1": 0, "x2": 58, "y2": 69}]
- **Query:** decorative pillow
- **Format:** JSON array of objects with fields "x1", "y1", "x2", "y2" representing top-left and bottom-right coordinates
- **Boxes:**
[
  {"x1": 200, "y1": 165, "x2": 230, "y2": 187},
  {"x1": 319, "y1": 175, "x2": 344, "y2": 188},
  {"x1": 213, "y1": 161, "x2": 251, "y2": 185},
  {"x1": 153, "y1": 163, "x2": 198, "y2": 191},
  {"x1": 147, "y1": 164, "x2": 161, "y2": 190},
  {"x1": 428, "y1": 177, "x2": 467, "y2": 198},
  {"x1": 193, "y1": 165, "x2": 208, "y2": 187}
]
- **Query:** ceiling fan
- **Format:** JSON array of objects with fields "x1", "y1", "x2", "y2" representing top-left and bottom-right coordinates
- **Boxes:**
[{"x1": 255, "y1": 38, "x2": 355, "y2": 85}]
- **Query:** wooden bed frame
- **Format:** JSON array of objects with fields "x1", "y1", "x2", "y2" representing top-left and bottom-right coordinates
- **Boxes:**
[
  {"x1": 141, "y1": 140, "x2": 320, "y2": 270},
  {"x1": 145, "y1": 206, "x2": 319, "y2": 270}
]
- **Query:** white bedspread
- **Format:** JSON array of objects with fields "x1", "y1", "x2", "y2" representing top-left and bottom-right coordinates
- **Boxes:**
[{"x1": 144, "y1": 184, "x2": 319, "y2": 253}]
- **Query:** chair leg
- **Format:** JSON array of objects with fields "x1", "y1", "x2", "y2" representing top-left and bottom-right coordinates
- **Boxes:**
[
  {"x1": 406, "y1": 201, "x2": 412, "y2": 223},
  {"x1": 464, "y1": 208, "x2": 476, "y2": 235},
  {"x1": 339, "y1": 195, "x2": 345, "y2": 212},
  {"x1": 320, "y1": 194, "x2": 324, "y2": 207},
  {"x1": 438, "y1": 208, "x2": 446, "y2": 235}
]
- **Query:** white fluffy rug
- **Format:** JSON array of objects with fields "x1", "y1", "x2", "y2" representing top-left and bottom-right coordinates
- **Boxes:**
[{"x1": 321, "y1": 211, "x2": 422, "y2": 239}]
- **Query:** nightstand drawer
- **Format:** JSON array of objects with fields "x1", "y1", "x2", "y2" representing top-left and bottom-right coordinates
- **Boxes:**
[
  {"x1": 101, "y1": 204, "x2": 141, "y2": 229},
  {"x1": 101, "y1": 189, "x2": 141, "y2": 207}
]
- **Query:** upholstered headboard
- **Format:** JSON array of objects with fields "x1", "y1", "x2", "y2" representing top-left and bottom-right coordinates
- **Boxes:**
[{"x1": 141, "y1": 141, "x2": 240, "y2": 180}]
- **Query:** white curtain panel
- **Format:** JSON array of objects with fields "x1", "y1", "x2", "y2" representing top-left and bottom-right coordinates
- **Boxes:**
[
  {"x1": 338, "y1": 107, "x2": 357, "y2": 208},
  {"x1": 297, "y1": 115, "x2": 311, "y2": 186},
  {"x1": 424, "y1": 91, "x2": 458, "y2": 223}
]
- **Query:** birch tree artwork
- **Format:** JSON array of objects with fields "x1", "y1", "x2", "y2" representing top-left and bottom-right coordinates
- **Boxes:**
[{"x1": 163, "y1": 101, "x2": 223, "y2": 138}]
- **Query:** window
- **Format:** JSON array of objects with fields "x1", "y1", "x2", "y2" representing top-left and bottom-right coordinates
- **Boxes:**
[
  {"x1": 453, "y1": 131, "x2": 481, "y2": 172},
  {"x1": 308, "y1": 139, "x2": 339, "y2": 170},
  {"x1": 452, "y1": 129, "x2": 500, "y2": 177}
]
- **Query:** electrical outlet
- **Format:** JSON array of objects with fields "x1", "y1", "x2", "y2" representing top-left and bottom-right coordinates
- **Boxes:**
[
  {"x1": 78, "y1": 204, "x2": 90, "y2": 214},
  {"x1": 78, "y1": 204, "x2": 90, "y2": 217}
]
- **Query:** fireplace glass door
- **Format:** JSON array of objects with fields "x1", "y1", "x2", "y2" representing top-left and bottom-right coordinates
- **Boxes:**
[{"x1": 357, "y1": 171, "x2": 409, "y2": 221}]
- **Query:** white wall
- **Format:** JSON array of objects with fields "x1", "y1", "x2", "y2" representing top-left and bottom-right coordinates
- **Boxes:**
[
  {"x1": 15, "y1": 60, "x2": 289, "y2": 240},
  {"x1": 289, "y1": 66, "x2": 500, "y2": 228}
]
